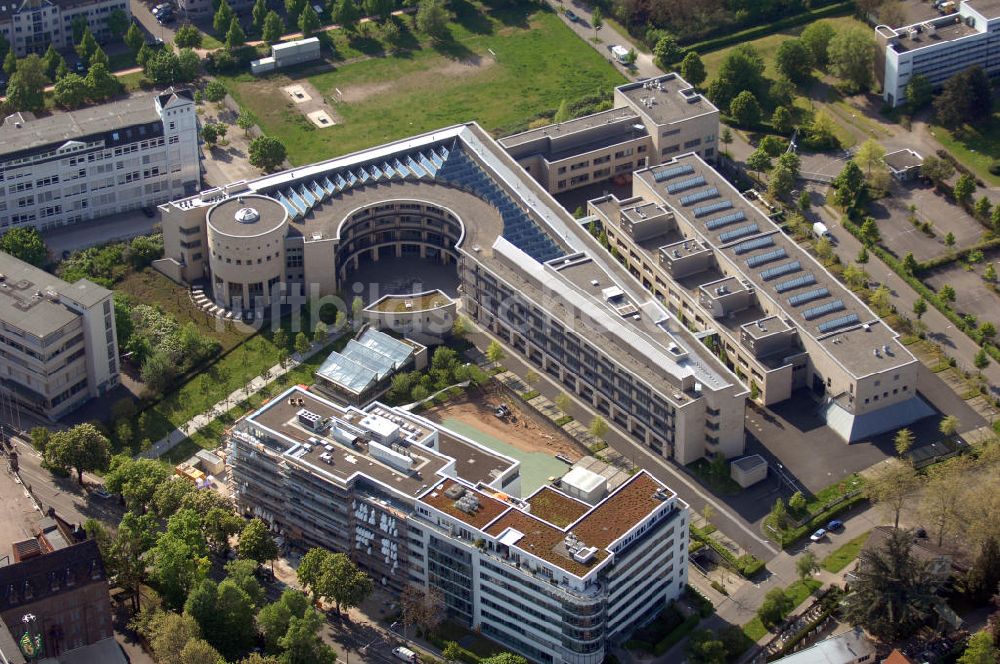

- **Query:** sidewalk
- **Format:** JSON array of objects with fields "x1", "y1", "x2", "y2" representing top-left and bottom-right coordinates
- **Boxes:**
[{"x1": 140, "y1": 331, "x2": 341, "y2": 460}]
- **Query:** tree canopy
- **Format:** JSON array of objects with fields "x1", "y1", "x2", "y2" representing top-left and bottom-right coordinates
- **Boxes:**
[
  {"x1": 44, "y1": 423, "x2": 111, "y2": 483},
  {"x1": 0, "y1": 227, "x2": 48, "y2": 267}
]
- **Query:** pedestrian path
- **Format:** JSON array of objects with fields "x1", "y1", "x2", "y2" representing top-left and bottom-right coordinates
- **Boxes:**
[{"x1": 140, "y1": 333, "x2": 340, "y2": 460}]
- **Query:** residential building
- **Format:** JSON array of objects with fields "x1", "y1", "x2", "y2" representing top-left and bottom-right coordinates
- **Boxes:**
[
  {"x1": 876, "y1": 0, "x2": 1000, "y2": 107},
  {"x1": 0, "y1": 89, "x2": 200, "y2": 232},
  {"x1": 228, "y1": 384, "x2": 690, "y2": 664},
  {"x1": 586, "y1": 154, "x2": 928, "y2": 442},
  {"x1": 158, "y1": 122, "x2": 746, "y2": 464},
  {"x1": 175, "y1": 0, "x2": 252, "y2": 17},
  {"x1": 0, "y1": 0, "x2": 130, "y2": 58},
  {"x1": 0, "y1": 513, "x2": 114, "y2": 658},
  {"x1": 0, "y1": 251, "x2": 118, "y2": 420},
  {"x1": 770, "y1": 628, "x2": 876, "y2": 664},
  {"x1": 500, "y1": 74, "x2": 719, "y2": 194}
]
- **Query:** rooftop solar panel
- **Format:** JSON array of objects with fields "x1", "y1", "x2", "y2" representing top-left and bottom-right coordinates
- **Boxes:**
[
  {"x1": 773, "y1": 272, "x2": 814, "y2": 291},
  {"x1": 654, "y1": 164, "x2": 695, "y2": 182},
  {"x1": 788, "y1": 287, "x2": 831, "y2": 307},
  {"x1": 694, "y1": 200, "x2": 733, "y2": 218},
  {"x1": 762, "y1": 262, "x2": 803, "y2": 282},
  {"x1": 746, "y1": 247, "x2": 787, "y2": 267},
  {"x1": 803, "y1": 299, "x2": 845, "y2": 321},
  {"x1": 705, "y1": 210, "x2": 745, "y2": 230},
  {"x1": 680, "y1": 188, "x2": 720, "y2": 206},
  {"x1": 666, "y1": 176, "x2": 706, "y2": 194},
  {"x1": 718, "y1": 223, "x2": 760, "y2": 244},
  {"x1": 733, "y1": 236, "x2": 774, "y2": 255},
  {"x1": 818, "y1": 314, "x2": 861, "y2": 333}
]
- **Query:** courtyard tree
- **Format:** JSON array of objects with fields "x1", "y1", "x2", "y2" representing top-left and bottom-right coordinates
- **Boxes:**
[
  {"x1": 125, "y1": 22, "x2": 145, "y2": 53},
  {"x1": 746, "y1": 147, "x2": 771, "y2": 179},
  {"x1": 226, "y1": 17, "x2": 247, "y2": 49},
  {"x1": 680, "y1": 51, "x2": 706, "y2": 87},
  {"x1": 796, "y1": 551, "x2": 819, "y2": 582},
  {"x1": 5, "y1": 54, "x2": 49, "y2": 114},
  {"x1": 106, "y1": 7, "x2": 129, "y2": 38},
  {"x1": 201, "y1": 123, "x2": 221, "y2": 147},
  {"x1": 939, "y1": 414, "x2": 959, "y2": 437},
  {"x1": 0, "y1": 227, "x2": 47, "y2": 267},
  {"x1": 828, "y1": 26, "x2": 877, "y2": 92},
  {"x1": 333, "y1": 0, "x2": 359, "y2": 32},
  {"x1": 486, "y1": 340, "x2": 505, "y2": 368},
  {"x1": 263, "y1": 11, "x2": 285, "y2": 44},
  {"x1": 958, "y1": 631, "x2": 1000, "y2": 664},
  {"x1": 894, "y1": 428, "x2": 914, "y2": 457},
  {"x1": 214, "y1": 0, "x2": 235, "y2": 36},
  {"x1": 400, "y1": 584, "x2": 445, "y2": 636},
  {"x1": 249, "y1": 136, "x2": 287, "y2": 172},
  {"x1": 76, "y1": 27, "x2": 99, "y2": 63},
  {"x1": 298, "y1": 3, "x2": 321, "y2": 37},
  {"x1": 237, "y1": 108, "x2": 256, "y2": 136},
  {"x1": 905, "y1": 73, "x2": 933, "y2": 111},
  {"x1": 855, "y1": 138, "x2": 886, "y2": 176},
  {"x1": 45, "y1": 423, "x2": 111, "y2": 484},
  {"x1": 85, "y1": 62, "x2": 120, "y2": 101},
  {"x1": 174, "y1": 23, "x2": 203, "y2": 48},
  {"x1": 939, "y1": 283, "x2": 956, "y2": 304},
  {"x1": 772, "y1": 106, "x2": 793, "y2": 135},
  {"x1": 866, "y1": 460, "x2": 918, "y2": 529},
  {"x1": 775, "y1": 38, "x2": 813, "y2": 85},
  {"x1": 757, "y1": 587, "x2": 794, "y2": 629},
  {"x1": 844, "y1": 528, "x2": 942, "y2": 641},
  {"x1": 253, "y1": 0, "x2": 268, "y2": 32},
  {"x1": 832, "y1": 161, "x2": 866, "y2": 211},
  {"x1": 729, "y1": 90, "x2": 761, "y2": 127},
  {"x1": 954, "y1": 174, "x2": 976, "y2": 207},
  {"x1": 920, "y1": 155, "x2": 955, "y2": 189},
  {"x1": 589, "y1": 415, "x2": 609, "y2": 441},
  {"x1": 859, "y1": 217, "x2": 880, "y2": 246},
  {"x1": 238, "y1": 517, "x2": 279, "y2": 571},
  {"x1": 800, "y1": 20, "x2": 836, "y2": 69}
]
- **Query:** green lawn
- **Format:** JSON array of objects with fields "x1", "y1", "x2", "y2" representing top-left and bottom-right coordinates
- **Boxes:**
[
  {"x1": 820, "y1": 531, "x2": 870, "y2": 573},
  {"x1": 108, "y1": 50, "x2": 138, "y2": 71},
  {"x1": 742, "y1": 578, "x2": 821, "y2": 643},
  {"x1": 220, "y1": 4, "x2": 626, "y2": 165},
  {"x1": 934, "y1": 120, "x2": 1000, "y2": 187},
  {"x1": 701, "y1": 15, "x2": 869, "y2": 82}
]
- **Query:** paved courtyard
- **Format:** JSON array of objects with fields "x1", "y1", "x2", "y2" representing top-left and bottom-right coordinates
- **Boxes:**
[{"x1": 345, "y1": 255, "x2": 461, "y2": 304}]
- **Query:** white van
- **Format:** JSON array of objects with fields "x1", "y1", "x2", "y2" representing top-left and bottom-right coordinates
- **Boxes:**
[
  {"x1": 611, "y1": 45, "x2": 631, "y2": 64},
  {"x1": 392, "y1": 646, "x2": 418, "y2": 663},
  {"x1": 812, "y1": 222, "x2": 831, "y2": 239}
]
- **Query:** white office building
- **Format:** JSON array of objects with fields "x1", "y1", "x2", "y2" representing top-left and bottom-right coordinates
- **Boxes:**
[
  {"x1": 228, "y1": 385, "x2": 689, "y2": 664},
  {"x1": 0, "y1": 89, "x2": 200, "y2": 232},
  {"x1": 877, "y1": 0, "x2": 1000, "y2": 107}
]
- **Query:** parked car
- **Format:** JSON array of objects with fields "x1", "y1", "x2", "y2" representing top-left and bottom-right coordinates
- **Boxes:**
[
  {"x1": 809, "y1": 528, "x2": 827, "y2": 542},
  {"x1": 826, "y1": 519, "x2": 844, "y2": 532},
  {"x1": 90, "y1": 485, "x2": 113, "y2": 500},
  {"x1": 73, "y1": 60, "x2": 87, "y2": 75},
  {"x1": 392, "y1": 647, "x2": 418, "y2": 664},
  {"x1": 564, "y1": 9, "x2": 579, "y2": 21},
  {"x1": 141, "y1": 206, "x2": 157, "y2": 218}
]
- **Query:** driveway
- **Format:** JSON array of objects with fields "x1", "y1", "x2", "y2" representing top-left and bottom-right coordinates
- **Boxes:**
[{"x1": 549, "y1": 0, "x2": 662, "y2": 81}]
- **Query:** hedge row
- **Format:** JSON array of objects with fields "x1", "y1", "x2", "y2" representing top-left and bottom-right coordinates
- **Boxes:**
[
  {"x1": 693, "y1": 531, "x2": 766, "y2": 577},
  {"x1": 840, "y1": 214, "x2": 1000, "y2": 364},
  {"x1": 686, "y1": 1, "x2": 853, "y2": 53},
  {"x1": 776, "y1": 493, "x2": 868, "y2": 548},
  {"x1": 916, "y1": 235, "x2": 1000, "y2": 272}
]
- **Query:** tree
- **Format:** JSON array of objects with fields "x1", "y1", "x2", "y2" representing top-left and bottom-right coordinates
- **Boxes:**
[
  {"x1": 796, "y1": 551, "x2": 819, "y2": 581},
  {"x1": 939, "y1": 414, "x2": 959, "y2": 437},
  {"x1": 974, "y1": 195, "x2": 992, "y2": 221},
  {"x1": 125, "y1": 22, "x2": 145, "y2": 53},
  {"x1": 85, "y1": 62, "x2": 120, "y2": 100},
  {"x1": 239, "y1": 517, "x2": 279, "y2": 569},
  {"x1": 901, "y1": 252, "x2": 919, "y2": 275},
  {"x1": 202, "y1": 123, "x2": 221, "y2": 147},
  {"x1": 959, "y1": 631, "x2": 1000, "y2": 664},
  {"x1": 775, "y1": 38, "x2": 813, "y2": 85},
  {"x1": 2, "y1": 49, "x2": 15, "y2": 78},
  {"x1": 553, "y1": 99, "x2": 571, "y2": 123},
  {"x1": 844, "y1": 528, "x2": 942, "y2": 641},
  {"x1": 680, "y1": 51, "x2": 706, "y2": 87},
  {"x1": 278, "y1": 608, "x2": 337, "y2": 664},
  {"x1": 485, "y1": 340, "x2": 505, "y2": 368},
  {"x1": 894, "y1": 428, "x2": 914, "y2": 457},
  {"x1": 479, "y1": 655, "x2": 529, "y2": 664},
  {"x1": 800, "y1": 20, "x2": 836, "y2": 69},
  {"x1": 400, "y1": 584, "x2": 445, "y2": 637},
  {"x1": 351, "y1": 295, "x2": 364, "y2": 322},
  {"x1": 920, "y1": 455, "x2": 970, "y2": 547},
  {"x1": 869, "y1": 284, "x2": 891, "y2": 316},
  {"x1": 299, "y1": 3, "x2": 321, "y2": 37},
  {"x1": 555, "y1": 392, "x2": 572, "y2": 414},
  {"x1": 5, "y1": 54, "x2": 49, "y2": 113},
  {"x1": 204, "y1": 507, "x2": 242, "y2": 554},
  {"x1": 442, "y1": 642, "x2": 464, "y2": 664},
  {"x1": 225, "y1": 558, "x2": 266, "y2": 608},
  {"x1": 236, "y1": 109, "x2": 256, "y2": 137},
  {"x1": 76, "y1": 28, "x2": 99, "y2": 63},
  {"x1": 975, "y1": 348, "x2": 991, "y2": 371},
  {"x1": 966, "y1": 537, "x2": 1000, "y2": 604},
  {"x1": 771, "y1": 106, "x2": 793, "y2": 134},
  {"x1": 954, "y1": 173, "x2": 976, "y2": 206},
  {"x1": 296, "y1": 547, "x2": 331, "y2": 601},
  {"x1": 707, "y1": 44, "x2": 767, "y2": 110},
  {"x1": 143, "y1": 611, "x2": 201, "y2": 662},
  {"x1": 417, "y1": 0, "x2": 452, "y2": 41},
  {"x1": 591, "y1": 6, "x2": 603, "y2": 39},
  {"x1": 920, "y1": 155, "x2": 955, "y2": 187},
  {"x1": 981, "y1": 320, "x2": 996, "y2": 340},
  {"x1": 45, "y1": 423, "x2": 110, "y2": 484},
  {"x1": 906, "y1": 73, "x2": 933, "y2": 111},
  {"x1": 151, "y1": 531, "x2": 210, "y2": 608},
  {"x1": 828, "y1": 26, "x2": 877, "y2": 93},
  {"x1": 313, "y1": 321, "x2": 328, "y2": 342},
  {"x1": 935, "y1": 66, "x2": 992, "y2": 127},
  {"x1": 720, "y1": 127, "x2": 733, "y2": 158},
  {"x1": 939, "y1": 284, "x2": 956, "y2": 304},
  {"x1": 757, "y1": 587, "x2": 793, "y2": 629},
  {"x1": 226, "y1": 17, "x2": 247, "y2": 49},
  {"x1": 0, "y1": 227, "x2": 48, "y2": 267},
  {"x1": 249, "y1": 136, "x2": 287, "y2": 172},
  {"x1": 42, "y1": 44, "x2": 61, "y2": 80},
  {"x1": 293, "y1": 331, "x2": 310, "y2": 356},
  {"x1": 687, "y1": 629, "x2": 729, "y2": 664},
  {"x1": 843, "y1": 264, "x2": 867, "y2": 290},
  {"x1": 253, "y1": 0, "x2": 269, "y2": 32},
  {"x1": 788, "y1": 491, "x2": 807, "y2": 513},
  {"x1": 180, "y1": 639, "x2": 225, "y2": 664},
  {"x1": 746, "y1": 147, "x2": 771, "y2": 178},
  {"x1": 263, "y1": 10, "x2": 285, "y2": 44},
  {"x1": 589, "y1": 415, "x2": 609, "y2": 441},
  {"x1": 653, "y1": 33, "x2": 681, "y2": 69},
  {"x1": 89, "y1": 44, "x2": 110, "y2": 70},
  {"x1": 364, "y1": 0, "x2": 393, "y2": 20},
  {"x1": 855, "y1": 138, "x2": 886, "y2": 176},
  {"x1": 203, "y1": 80, "x2": 227, "y2": 104},
  {"x1": 257, "y1": 589, "x2": 310, "y2": 650},
  {"x1": 185, "y1": 578, "x2": 256, "y2": 660},
  {"x1": 107, "y1": 7, "x2": 129, "y2": 38},
  {"x1": 866, "y1": 460, "x2": 918, "y2": 529},
  {"x1": 857, "y1": 246, "x2": 869, "y2": 264},
  {"x1": 769, "y1": 163, "x2": 796, "y2": 200},
  {"x1": 832, "y1": 161, "x2": 866, "y2": 211},
  {"x1": 106, "y1": 511, "x2": 158, "y2": 611},
  {"x1": 105, "y1": 455, "x2": 170, "y2": 512},
  {"x1": 729, "y1": 90, "x2": 761, "y2": 127},
  {"x1": 332, "y1": 0, "x2": 359, "y2": 32},
  {"x1": 214, "y1": 0, "x2": 236, "y2": 35},
  {"x1": 174, "y1": 23, "x2": 204, "y2": 48}
]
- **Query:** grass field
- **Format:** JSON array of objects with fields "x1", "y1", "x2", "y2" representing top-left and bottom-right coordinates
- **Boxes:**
[
  {"x1": 935, "y1": 119, "x2": 1000, "y2": 187},
  {"x1": 220, "y1": 3, "x2": 626, "y2": 165},
  {"x1": 742, "y1": 578, "x2": 821, "y2": 642},
  {"x1": 820, "y1": 531, "x2": 870, "y2": 573},
  {"x1": 700, "y1": 15, "x2": 869, "y2": 82}
]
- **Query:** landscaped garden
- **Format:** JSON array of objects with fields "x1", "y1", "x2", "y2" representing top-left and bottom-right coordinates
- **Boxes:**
[{"x1": 219, "y1": 2, "x2": 626, "y2": 164}]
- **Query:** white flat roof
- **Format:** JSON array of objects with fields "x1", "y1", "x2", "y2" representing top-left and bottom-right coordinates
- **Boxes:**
[
  {"x1": 562, "y1": 466, "x2": 606, "y2": 494},
  {"x1": 360, "y1": 413, "x2": 399, "y2": 439}
]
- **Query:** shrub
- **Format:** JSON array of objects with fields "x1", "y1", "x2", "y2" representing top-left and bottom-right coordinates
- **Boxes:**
[{"x1": 990, "y1": 160, "x2": 1000, "y2": 176}]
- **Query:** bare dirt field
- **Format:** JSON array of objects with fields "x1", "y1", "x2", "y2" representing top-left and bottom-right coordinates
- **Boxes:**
[
  {"x1": 338, "y1": 57, "x2": 494, "y2": 104},
  {"x1": 423, "y1": 394, "x2": 586, "y2": 462}
]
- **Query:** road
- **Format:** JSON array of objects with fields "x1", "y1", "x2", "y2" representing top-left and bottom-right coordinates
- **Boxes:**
[{"x1": 549, "y1": 0, "x2": 661, "y2": 81}]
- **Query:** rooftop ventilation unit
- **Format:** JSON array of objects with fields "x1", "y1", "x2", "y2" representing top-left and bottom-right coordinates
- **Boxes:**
[
  {"x1": 444, "y1": 484, "x2": 465, "y2": 500},
  {"x1": 297, "y1": 409, "x2": 325, "y2": 431}
]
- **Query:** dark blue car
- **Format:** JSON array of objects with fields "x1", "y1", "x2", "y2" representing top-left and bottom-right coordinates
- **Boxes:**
[{"x1": 827, "y1": 519, "x2": 844, "y2": 532}]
